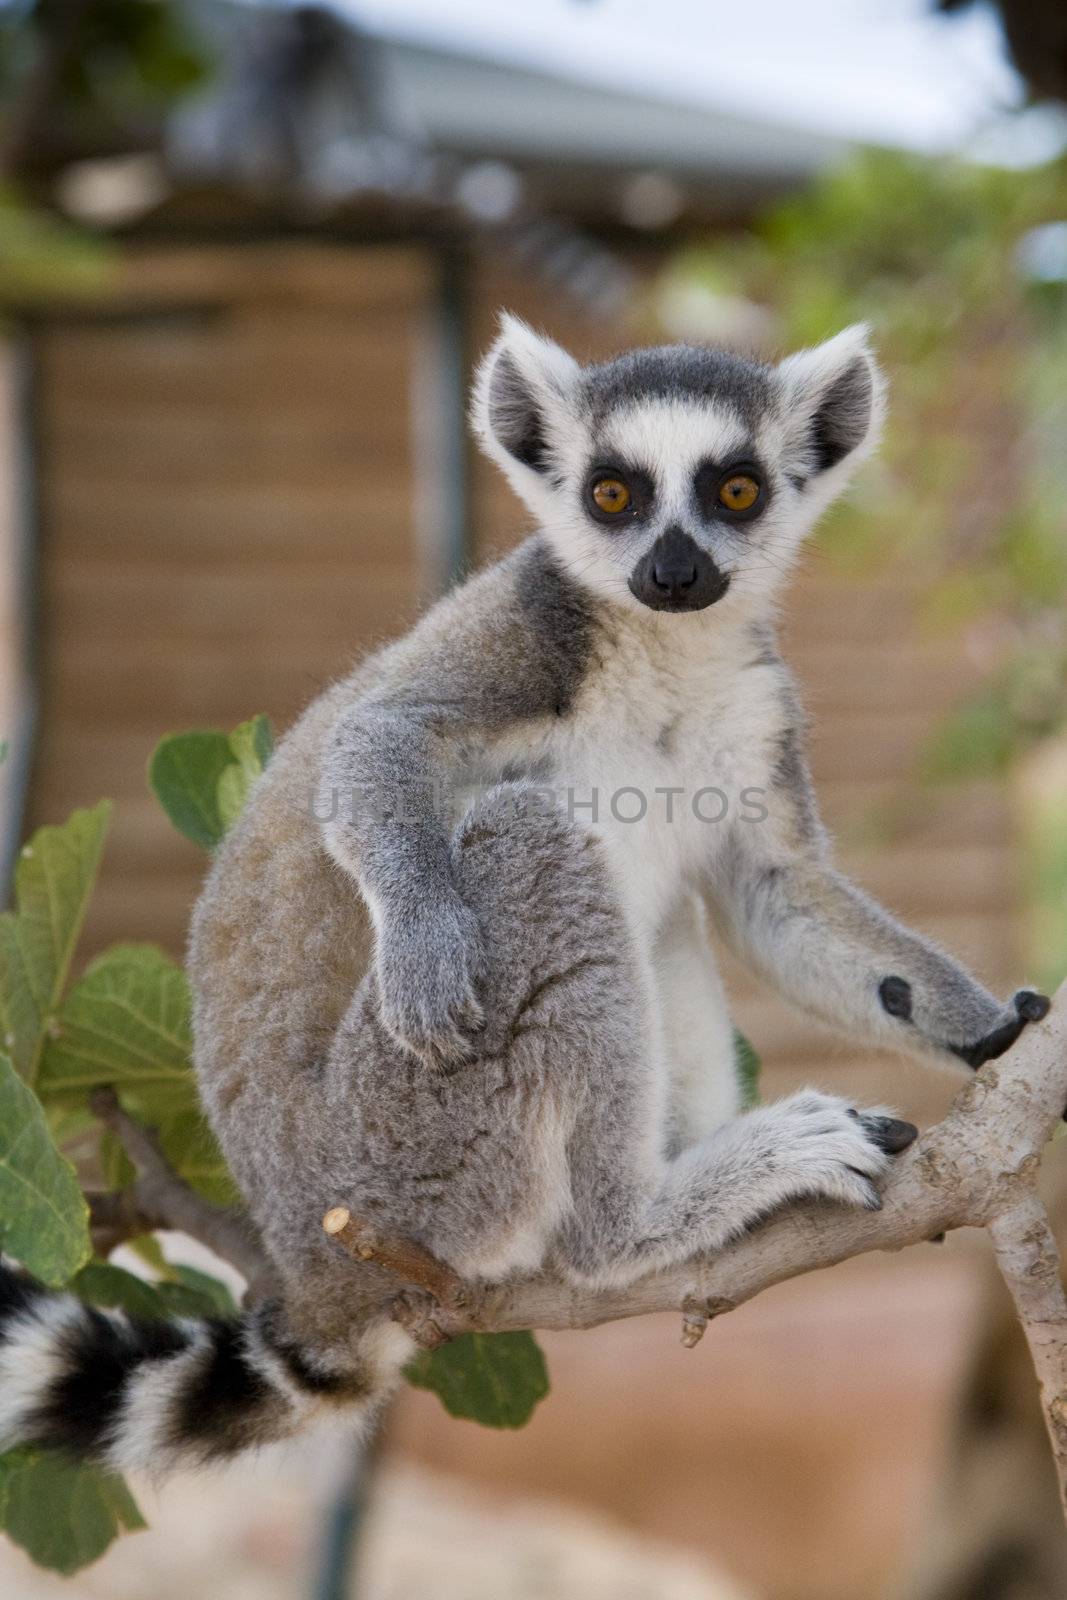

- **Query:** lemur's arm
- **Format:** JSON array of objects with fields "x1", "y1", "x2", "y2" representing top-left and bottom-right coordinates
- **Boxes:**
[
  {"x1": 319, "y1": 545, "x2": 592, "y2": 1066},
  {"x1": 321, "y1": 691, "x2": 488, "y2": 1066},
  {"x1": 703, "y1": 707, "x2": 1049, "y2": 1071}
]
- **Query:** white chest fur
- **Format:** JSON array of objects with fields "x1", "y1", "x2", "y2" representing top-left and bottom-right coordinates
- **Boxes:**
[{"x1": 481, "y1": 611, "x2": 775, "y2": 943}]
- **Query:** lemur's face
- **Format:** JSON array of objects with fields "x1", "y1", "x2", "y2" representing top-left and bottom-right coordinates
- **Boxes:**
[{"x1": 473, "y1": 318, "x2": 884, "y2": 619}]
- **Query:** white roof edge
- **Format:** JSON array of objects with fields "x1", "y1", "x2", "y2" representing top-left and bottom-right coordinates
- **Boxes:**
[{"x1": 380, "y1": 37, "x2": 846, "y2": 180}]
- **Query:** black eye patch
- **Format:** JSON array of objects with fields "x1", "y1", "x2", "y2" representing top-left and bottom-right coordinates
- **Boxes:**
[
  {"x1": 582, "y1": 460, "x2": 655, "y2": 526},
  {"x1": 693, "y1": 457, "x2": 770, "y2": 525}
]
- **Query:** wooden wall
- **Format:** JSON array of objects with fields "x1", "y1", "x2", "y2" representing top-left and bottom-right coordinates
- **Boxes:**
[
  {"x1": 30, "y1": 244, "x2": 430, "y2": 954},
  {"x1": 28, "y1": 242, "x2": 1020, "y2": 1125}
]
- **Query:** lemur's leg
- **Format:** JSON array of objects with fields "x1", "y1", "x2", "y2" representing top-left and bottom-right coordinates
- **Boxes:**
[
  {"x1": 558, "y1": 1083, "x2": 917, "y2": 1291},
  {"x1": 441, "y1": 790, "x2": 917, "y2": 1290},
  {"x1": 316, "y1": 781, "x2": 665, "y2": 1285},
  {"x1": 707, "y1": 847, "x2": 1049, "y2": 1074},
  {"x1": 654, "y1": 895, "x2": 741, "y2": 1152},
  {"x1": 318, "y1": 783, "x2": 914, "y2": 1299}
]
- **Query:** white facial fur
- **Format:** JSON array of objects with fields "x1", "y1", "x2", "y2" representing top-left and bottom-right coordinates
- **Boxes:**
[{"x1": 472, "y1": 314, "x2": 885, "y2": 619}]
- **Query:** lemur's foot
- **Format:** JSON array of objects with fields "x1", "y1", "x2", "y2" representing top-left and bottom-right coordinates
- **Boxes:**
[
  {"x1": 950, "y1": 989, "x2": 1051, "y2": 1071},
  {"x1": 753, "y1": 1090, "x2": 918, "y2": 1214}
]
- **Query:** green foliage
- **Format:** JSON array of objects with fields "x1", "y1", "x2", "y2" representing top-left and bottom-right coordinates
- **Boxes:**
[
  {"x1": 148, "y1": 731, "x2": 237, "y2": 850},
  {"x1": 72, "y1": 1258, "x2": 174, "y2": 1319},
  {"x1": 0, "y1": 801, "x2": 110, "y2": 1084},
  {"x1": 0, "y1": 191, "x2": 113, "y2": 307},
  {"x1": 0, "y1": 725, "x2": 267, "y2": 1572},
  {"x1": 0, "y1": 1447, "x2": 145, "y2": 1575},
  {"x1": 149, "y1": 715, "x2": 274, "y2": 849},
  {"x1": 733, "y1": 1029, "x2": 761, "y2": 1110},
  {"x1": 73, "y1": 1258, "x2": 238, "y2": 1321},
  {"x1": 39, "y1": 942, "x2": 193, "y2": 1103},
  {"x1": 0, "y1": 0, "x2": 212, "y2": 147},
  {"x1": 157, "y1": 1109, "x2": 239, "y2": 1208},
  {"x1": 406, "y1": 1331, "x2": 550, "y2": 1428},
  {"x1": 0, "y1": 1051, "x2": 89, "y2": 1286},
  {"x1": 35, "y1": 937, "x2": 236, "y2": 1205}
]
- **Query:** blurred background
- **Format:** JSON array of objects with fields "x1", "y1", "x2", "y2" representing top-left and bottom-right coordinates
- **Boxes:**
[{"x1": 2, "y1": 0, "x2": 1067, "y2": 1595}]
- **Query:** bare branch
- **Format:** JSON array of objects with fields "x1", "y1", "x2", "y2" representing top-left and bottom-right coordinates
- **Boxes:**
[
  {"x1": 323, "y1": 981, "x2": 1067, "y2": 1503},
  {"x1": 989, "y1": 1193, "x2": 1067, "y2": 1518},
  {"x1": 91, "y1": 1089, "x2": 273, "y2": 1296},
  {"x1": 323, "y1": 1206, "x2": 469, "y2": 1308}
]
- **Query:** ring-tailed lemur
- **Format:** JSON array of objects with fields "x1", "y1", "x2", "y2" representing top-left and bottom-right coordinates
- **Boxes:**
[{"x1": 0, "y1": 317, "x2": 1049, "y2": 1475}]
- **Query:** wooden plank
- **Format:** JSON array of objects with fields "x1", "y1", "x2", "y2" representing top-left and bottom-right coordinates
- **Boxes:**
[{"x1": 106, "y1": 243, "x2": 434, "y2": 312}]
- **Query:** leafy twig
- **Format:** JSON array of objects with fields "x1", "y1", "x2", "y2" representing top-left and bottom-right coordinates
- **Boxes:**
[{"x1": 90, "y1": 1088, "x2": 273, "y2": 1297}]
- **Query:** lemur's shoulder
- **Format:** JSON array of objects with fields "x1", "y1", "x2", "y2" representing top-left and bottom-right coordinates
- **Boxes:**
[{"x1": 333, "y1": 536, "x2": 604, "y2": 731}]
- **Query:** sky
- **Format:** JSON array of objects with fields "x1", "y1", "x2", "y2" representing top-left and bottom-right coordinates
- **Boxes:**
[{"x1": 338, "y1": 0, "x2": 1054, "y2": 157}]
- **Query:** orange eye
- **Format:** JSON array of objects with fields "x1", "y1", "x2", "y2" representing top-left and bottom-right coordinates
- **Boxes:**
[
  {"x1": 718, "y1": 473, "x2": 760, "y2": 513},
  {"x1": 591, "y1": 478, "x2": 632, "y2": 515}
]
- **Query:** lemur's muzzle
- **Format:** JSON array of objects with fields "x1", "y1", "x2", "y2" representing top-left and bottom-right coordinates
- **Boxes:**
[{"x1": 628, "y1": 527, "x2": 731, "y2": 613}]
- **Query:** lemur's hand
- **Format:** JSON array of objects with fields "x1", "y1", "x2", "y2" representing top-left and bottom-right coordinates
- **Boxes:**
[
  {"x1": 375, "y1": 895, "x2": 488, "y2": 1068},
  {"x1": 949, "y1": 988, "x2": 1051, "y2": 1070},
  {"x1": 878, "y1": 976, "x2": 1051, "y2": 1069}
]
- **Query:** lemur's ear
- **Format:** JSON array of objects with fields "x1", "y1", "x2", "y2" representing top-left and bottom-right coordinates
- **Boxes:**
[
  {"x1": 775, "y1": 324, "x2": 885, "y2": 480},
  {"x1": 472, "y1": 313, "x2": 579, "y2": 479}
]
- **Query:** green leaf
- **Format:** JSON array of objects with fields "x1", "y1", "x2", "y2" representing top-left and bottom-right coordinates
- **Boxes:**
[
  {"x1": 0, "y1": 1446, "x2": 144, "y2": 1575},
  {"x1": 149, "y1": 717, "x2": 273, "y2": 849},
  {"x1": 71, "y1": 1258, "x2": 238, "y2": 1321},
  {"x1": 215, "y1": 761, "x2": 250, "y2": 831},
  {"x1": 126, "y1": 1233, "x2": 169, "y2": 1275},
  {"x1": 733, "y1": 1028, "x2": 761, "y2": 1110},
  {"x1": 38, "y1": 943, "x2": 194, "y2": 1105},
  {"x1": 217, "y1": 715, "x2": 274, "y2": 829},
  {"x1": 406, "y1": 1331, "x2": 549, "y2": 1428},
  {"x1": 0, "y1": 802, "x2": 111, "y2": 1084},
  {"x1": 34, "y1": 939, "x2": 238, "y2": 1204},
  {"x1": 169, "y1": 1262, "x2": 238, "y2": 1317},
  {"x1": 99, "y1": 1128, "x2": 136, "y2": 1191},
  {"x1": 229, "y1": 713, "x2": 274, "y2": 776},
  {"x1": 157, "y1": 1110, "x2": 239, "y2": 1206},
  {"x1": 0, "y1": 1051, "x2": 90, "y2": 1285},
  {"x1": 148, "y1": 731, "x2": 233, "y2": 850},
  {"x1": 72, "y1": 1260, "x2": 166, "y2": 1319},
  {"x1": 156, "y1": 1265, "x2": 238, "y2": 1320}
]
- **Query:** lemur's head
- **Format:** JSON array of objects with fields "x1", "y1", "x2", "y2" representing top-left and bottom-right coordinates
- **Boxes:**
[{"x1": 473, "y1": 315, "x2": 884, "y2": 618}]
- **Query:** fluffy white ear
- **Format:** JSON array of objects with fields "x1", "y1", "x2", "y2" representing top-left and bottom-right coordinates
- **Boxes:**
[
  {"x1": 775, "y1": 324, "x2": 886, "y2": 481},
  {"x1": 471, "y1": 314, "x2": 580, "y2": 486}
]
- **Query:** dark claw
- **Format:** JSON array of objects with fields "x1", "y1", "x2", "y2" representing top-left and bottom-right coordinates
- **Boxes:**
[
  {"x1": 864, "y1": 1115, "x2": 919, "y2": 1155},
  {"x1": 951, "y1": 991, "x2": 1050, "y2": 1071}
]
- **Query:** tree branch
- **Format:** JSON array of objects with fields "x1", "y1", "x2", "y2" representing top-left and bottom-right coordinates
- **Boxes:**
[
  {"x1": 90, "y1": 1089, "x2": 273, "y2": 1297},
  {"x1": 324, "y1": 980, "x2": 1067, "y2": 1509},
  {"x1": 989, "y1": 1193, "x2": 1067, "y2": 1519}
]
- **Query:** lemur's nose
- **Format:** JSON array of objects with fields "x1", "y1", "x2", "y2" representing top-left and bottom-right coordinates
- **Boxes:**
[
  {"x1": 629, "y1": 525, "x2": 730, "y2": 614},
  {"x1": 652, "y1": 556, "x2": 698, "y2": 594},
  {"x1": 651, "y1": 526, "x2": 699, "y2": 595}
]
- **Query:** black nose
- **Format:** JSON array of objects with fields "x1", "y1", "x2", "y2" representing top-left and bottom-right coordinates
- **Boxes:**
[
  {"x1": 652, "y1": 556, "x2": 698, "y2": 594},
  {"x1": 628, "y1": 527, "x2": 730, "y2": 614}
]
